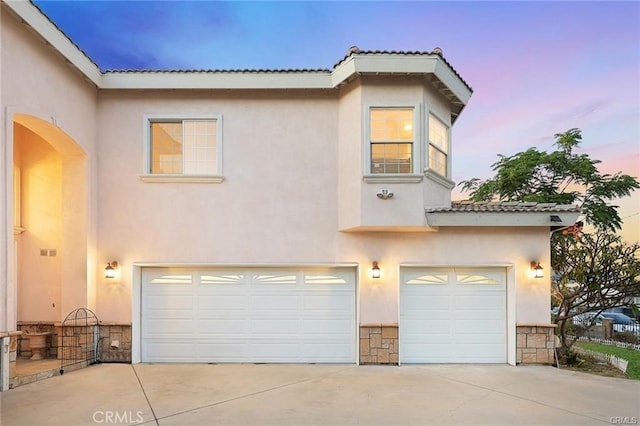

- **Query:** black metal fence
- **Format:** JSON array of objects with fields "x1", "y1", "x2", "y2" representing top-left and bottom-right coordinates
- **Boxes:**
[{"x1": 60, "y1": 308, "x2": 100, "y2": 375}]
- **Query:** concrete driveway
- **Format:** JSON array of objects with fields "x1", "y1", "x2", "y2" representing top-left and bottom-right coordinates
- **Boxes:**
[{"x1": 1, "y1": 363, "x2": 638, "y2": 425}]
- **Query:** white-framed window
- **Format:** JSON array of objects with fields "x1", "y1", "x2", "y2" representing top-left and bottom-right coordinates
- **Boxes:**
[
  {"x1": 364, "y1": 105, "x2": 422, "y2": 183},
  {"x1": 370, "y1": 107, "x2": 413, "y2": 174},
  {"x1": 141, "y1": 114, "x2": 223, "y2": 183},
  {"x1": 427, "y1": 113, "x2": 449, "y2": 177}
]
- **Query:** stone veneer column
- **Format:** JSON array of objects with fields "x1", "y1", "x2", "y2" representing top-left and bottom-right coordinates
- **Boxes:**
[
  {"x1": 359, "y1": 324, "x2": 398, "y2": 365},
  {"x1": 516, "y1": 324, "x2": 557, "y2": 364},
  {"x1": 99, "y1": 324, "x2": 132, "y2": 362}
]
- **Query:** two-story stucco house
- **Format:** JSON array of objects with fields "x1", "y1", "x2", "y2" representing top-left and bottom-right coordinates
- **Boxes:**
[{"x1": 0, "y1": 0, "x2": 580, "y2": 390}]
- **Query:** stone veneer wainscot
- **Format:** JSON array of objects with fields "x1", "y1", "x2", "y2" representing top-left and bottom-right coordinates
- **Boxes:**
[
  {"x1": 98, "y1": 323, "x2": 132, "y2": 362},
  {"x1": 359, "y1": 324, "x2": 398, "y2": 365},
  {"x1": 516, "y1": 324, "x2": 557, "y2": 364}
]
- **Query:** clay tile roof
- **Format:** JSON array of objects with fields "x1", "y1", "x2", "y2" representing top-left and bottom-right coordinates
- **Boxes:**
[
  {"x1": 102, "y1": 50, "x2": 472, "y2": 95},
  {"x1": 332, "y1": 49, "x2": 473, "y2": 93},
  {"x1": 425, "y1": 201, "x2": 581, "y2": 213},
  {"x1": 102, "y1": 68, "x2": 331, "y2": 74}
]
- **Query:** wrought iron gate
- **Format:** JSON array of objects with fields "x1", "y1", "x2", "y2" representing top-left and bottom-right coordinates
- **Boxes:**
[{"x1": 59, "y1": 308, "x2": 99, "y2": 375}]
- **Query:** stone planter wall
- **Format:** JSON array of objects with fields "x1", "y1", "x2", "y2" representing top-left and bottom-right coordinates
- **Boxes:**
[
  {"x1": 516, "y1": 324, "x2": 556, "y2": 364},
  {"x1": 359, "y1": 324, "x2": 398, "y2": 365},
  {"x1": 17, "y1": 322, "x2": 132, "y2": 364},
  {"x1": 17, "y1": 322, "x2": 57, "y2": 358},
  {"x1": 55, "y1": 323, "x2": 98, "y2": 363}
]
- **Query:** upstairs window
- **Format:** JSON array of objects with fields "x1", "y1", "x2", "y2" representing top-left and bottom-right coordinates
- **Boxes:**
[
  {"x1": 428, "y1": 113, "x2": 449, "y2": 177},
  {"x1": 151, "y1": 120, "x2": 218, "y2": 174},
  {"x1": 369, "y1": 108, "x2": 414, "y2": 174},
  {"x1": 143, "y1": 115, "x2": 223, "y2": 183}
]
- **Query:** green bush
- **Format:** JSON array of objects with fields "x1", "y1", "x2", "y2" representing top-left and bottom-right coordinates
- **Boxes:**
[
  {"x1": 614, "y1": 332, "x2": 639, "y2": 344},
  {"x1": 566, "y1": 350, "x2": 582, "y2": 366}
]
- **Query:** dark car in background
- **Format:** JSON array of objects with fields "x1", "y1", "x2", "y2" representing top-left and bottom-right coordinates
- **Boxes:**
[{"x1": 605, "y1": 306, "x2": 640, "y2": 321}]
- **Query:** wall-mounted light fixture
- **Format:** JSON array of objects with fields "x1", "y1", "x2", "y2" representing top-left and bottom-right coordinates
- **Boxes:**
[
  {"x1": 104, "y1": 261, "x2": 118, "y2": 279},
  {"x1": 371, "y1": 261, "x2": 381, "y2": 279},
  {"x1": 376, "y1": 189, "x2": 394, "y2": 200},
  {"x1": 530, "y1": 261, "x2": 543, "y2": 278}
]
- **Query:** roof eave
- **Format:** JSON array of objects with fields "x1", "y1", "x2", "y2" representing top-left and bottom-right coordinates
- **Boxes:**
[
  {"x1": 5, "y1": 0, "x2": 102, "y2": 86},
  {"x1": 425, "y1": 211, "x2": 581, "y2": 227},
  {"x1": 332, "y1": 54, "x2": 472, "y2": 117},
  {"x1": 100, "y1": 72, "x2": 334, "y2": 90}
]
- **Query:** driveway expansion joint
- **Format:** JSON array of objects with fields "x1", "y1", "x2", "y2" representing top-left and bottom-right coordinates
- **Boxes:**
[
  {"x1": 150, "y1": 365, "x2": 357, "y2": 422},
  {"x1": 440, "y1": 374, "x2": 610, "y2": 424}
]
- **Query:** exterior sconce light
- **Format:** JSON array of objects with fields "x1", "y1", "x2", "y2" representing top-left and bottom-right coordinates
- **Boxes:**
[
  {"x1": 530, "y1": 261, "x2": 543, "y2": 278},
  {"x1": 371, "y1": 261, "x2": 381, "y2": 279},
  {"x1": 376, "y1": 189, "x2": 394, "y2": 200},
  {"x1": 104, "y1": 261, "x2": 118, "y2": 279}
]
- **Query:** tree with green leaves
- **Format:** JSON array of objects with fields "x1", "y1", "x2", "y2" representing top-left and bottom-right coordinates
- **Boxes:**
[
  {"x1": 459, "y1": 128, "x2": 639, "y2": 231},
  {"x1": 552, "y1": 231, "x2": 640, "y2": 355},
  {"x1": 459, "y1": 128, "x2": 640, "y2": 359}
]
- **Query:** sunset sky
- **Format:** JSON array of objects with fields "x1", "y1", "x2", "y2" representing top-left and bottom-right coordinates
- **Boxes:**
[{"x1": 33, "y1": 0, "x2": 640, "y2": 243}]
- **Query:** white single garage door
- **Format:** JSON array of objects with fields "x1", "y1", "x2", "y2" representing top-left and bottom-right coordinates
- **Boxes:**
[
  {"x1": 142, "y1": 266, "x2": 356, "y2": 363},
  {"x1": 400, "y1": 267, "x2": 506, "y2": 363}
]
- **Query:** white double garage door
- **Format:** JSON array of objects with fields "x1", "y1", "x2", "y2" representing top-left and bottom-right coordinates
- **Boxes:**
[{"x1": 142, "y1": 266, "x2": 506, "y2": 363}]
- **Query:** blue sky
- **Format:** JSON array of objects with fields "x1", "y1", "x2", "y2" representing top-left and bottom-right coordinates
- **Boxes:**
[{"x1": 33, "y1": 0, "x2": 640, "y2": 242}]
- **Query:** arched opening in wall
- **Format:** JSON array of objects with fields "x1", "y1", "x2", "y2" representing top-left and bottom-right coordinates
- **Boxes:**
[{"x1": 12, "y1": 113, "x2": 88, "y2": 365}]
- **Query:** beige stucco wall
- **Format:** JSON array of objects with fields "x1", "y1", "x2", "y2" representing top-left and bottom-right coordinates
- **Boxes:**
[
  {"x1": 337, "y1": 80, "x2": 363, "y2": 230},
  {"x1": 1, "y1": 2, "x2": 553, "y2": 343},
  {"x1": 337, "y1": 227, "x2": 550, "y2": 325},
  {"x1": 1, "y1": 8, "x2": 98, "y2": 330},
  {"x1": 14, "y1": 125, "x2": 63, "y2": 321},
  {"x1": 95, "y1": 90, "x2": 340, "y2": 320},
  {"x1": 96, "y1": 87, "x2": 551, "y2": 326}
]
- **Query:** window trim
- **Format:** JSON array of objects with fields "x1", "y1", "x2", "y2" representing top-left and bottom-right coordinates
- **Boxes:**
[
  {"x1": 140, "y1": 113, "x2": 224, "y2": 183},
  {"x1": 426, "y1": 111, "x2": 451, "y2": 179},
  {"x1": 363, "y1": 103, "x2": 423, "y2": 183}
]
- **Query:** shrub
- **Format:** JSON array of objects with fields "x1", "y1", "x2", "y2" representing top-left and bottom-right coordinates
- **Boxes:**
[
  {"x1": 614, "y1": 332, "x2": 639, "y2": 345},
  {"x1": 566, "y1": 350, "x2": 583, "y2": 366}
]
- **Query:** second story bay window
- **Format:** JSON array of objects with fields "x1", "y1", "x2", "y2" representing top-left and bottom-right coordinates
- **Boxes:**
[
  {"x1": 427, "y1": 113, "x2": 449, "y2": 177},
  {"x1": 365, "y1": 106, "x2": 422, "y2": 183}
]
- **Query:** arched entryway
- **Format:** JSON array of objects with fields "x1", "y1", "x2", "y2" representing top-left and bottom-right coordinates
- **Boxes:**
[{"x1": 9, "y1": 113, "x2": 90, "y2": 368}]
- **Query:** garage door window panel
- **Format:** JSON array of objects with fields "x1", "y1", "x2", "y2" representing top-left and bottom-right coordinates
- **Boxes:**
[
  {"x1": 455, "y1": 270, "x2": 502, "y2": 285},
  {"x1": 253, "y1": 273, "x2": 298, "y2": 285},
  {"x1": 304, "y1": 273, "x2": 349, "y2": 285},
  {"x1": 201, "y1": 274, "x2": 245, "y2": 284},
  {"x1": 404, "y1": 272, "x2": 449, "y2": 285},
  {"x1": 150, "y1": 274, "x2": 193, "y2": 284}
]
